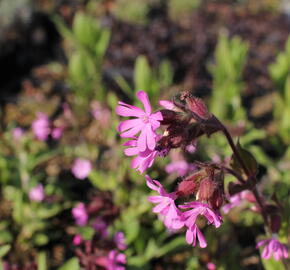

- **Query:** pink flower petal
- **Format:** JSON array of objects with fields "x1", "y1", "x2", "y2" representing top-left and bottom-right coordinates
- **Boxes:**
[{"x1": 137, "y1": 91, "x2": 151, "y2": 114}]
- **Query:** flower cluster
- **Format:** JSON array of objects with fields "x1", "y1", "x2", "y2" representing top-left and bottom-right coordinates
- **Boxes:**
[
  {"x1": 72, "y1": 198, "x2": 127, "y2": 270},
  {"x1": 32, "y1": 112, "x2": 64, "y2": 141},
  {"x1": 116, "y1": 90, "x2": 289, "y2": 261}
]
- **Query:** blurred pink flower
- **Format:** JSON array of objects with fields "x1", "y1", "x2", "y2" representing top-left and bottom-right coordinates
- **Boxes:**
[
  {"x1": 257, "y1": 237, "x2": 288, "y2": 261},
  {"x1": 123, "y1": 139, "x2": 158, "y2": 173},
  {"x1": 116, "y1": 90, "x2": 162, "y2": 152},
  {"x1": 146, "y1": 175, "x2": 184, "y2": 230},
  {"x1": 51, "y1": 127, "x2": 64, "y2": 140},
  {"x1": 222, "y1": 191, "x2": 250, "y2": 214},
  {"x1": 73, "y1": 234, "x2": 83, "y2": 246},
  {"x1": 12, "y1": 127, "x2": 24, "y2": 140},
  {"x1": 71, "y1": 158, "x2": 92, "y2": 180},
  {"x1": 166, "y1": 160, "x2": 195, "y2": 177},
  {"x1": 32, "y1": 112, "x2": 50, "y2": 141},
  {"x1": 72, "y1": 203, "x2": 88, "y2": 226},
  {"x1": 29, "y1": 184, "x2": 45, "y2": 202},
  {"x1": 114, "y1": 232, "x2": 127, "y2": 250},
  {"x1": 107, "y1": 250, "x2": 126, "y2": 270},
  {"x1": 92, "y1": 218, "x2": 108, "y2": 237},
  {"x1": 207, "y1": 262, "x2": 216, "y2": 270},
  {"x1": 91, "y1": 101, "x2": 111, "y2": 126}
]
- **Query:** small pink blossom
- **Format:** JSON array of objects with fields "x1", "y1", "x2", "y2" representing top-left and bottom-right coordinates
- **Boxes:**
[
  {"x1": 51, "y1": 127, "x2": 64, "y2": 140},
  {"x1": 72, "y1": 203, "x2": 88, "y2": 226},
  {"x1": 73, "y1": 234, "x2": 83, "y2": 246},
  {"x1": 107, "y1": 250, "x2": 126, "y2": 270},
  {"x1": 123, "y1": 139, "x2": 158, "y2": 173},
  {"x1": 71, "y1": 158, "x2": 92, "y2": 180},
  {"x1": 207, "y1": 262, "x2": 216, "y2": 270},
  {"x1": 114, "y1": 232, "x2": 127, "y2": 250},
  {"x1": 146, "y1": 175, "x2": 184, "y2": 230},
  {"x1": 92, "y1": 218, "x2": 108, "y2": 237},
  {"x1": 116, "y1": 91, "x2": 162, "y2": 152},
  {"x1": 166, "y1": 160, "x2": 195, "y2": 177},
  {"x1": 32, "y1": 112, "x2": 50, "y2": 141},
  {"x1": 12, "y1": 127, "x2": 24, "y2": 140},
  {"x1": 91, "y1": 101, "x2": 111, "y2": 126},
  {"x1": 222, "y1": 191, "x2": 252, "y2": 214},
  {"x1": 257, "y1": 237, "x2": 288, "y2": 261},
  {"x1": 180, "y1": 202, "x2": 222, "y2": 228},
  {"x1": 180, "y1": 202, "x2": 222, "y2": 248},
  {"x1": 29, "y1": 184, "x2": 45, "y2": 202}
]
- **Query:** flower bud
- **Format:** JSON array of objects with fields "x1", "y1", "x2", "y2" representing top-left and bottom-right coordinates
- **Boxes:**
[
  {"x1": 177, "y1": 171, "x2": 204, "y2": 197},
  {"x1": 177, "y1": 180, "x2": 198, "y2": 197},
  {"x1": 209, "y1": 189, "x2": 224, "y2": 210},
  {"x1": 198, "y1": 178, "x2": 215, "y2": 201},
  {"x1": 181, "y1": 92, "x2": 210, "y2": 120}
]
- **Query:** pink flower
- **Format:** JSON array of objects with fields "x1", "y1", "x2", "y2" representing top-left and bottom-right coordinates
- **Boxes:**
[
  {"x1": 181, "y1": 202, "x2": 222, "y2": 228},
  {"x1": 92, "y1": 218, "x2": 108, "y2": 237},
  {"x1": 51, "y1": 127, "x2": 64, "y2": 140},
  {"x1": 12, "y1": 127, "x2": 24, "y2": 140},
  {"x1": 91, "y1": 101, "x2": 111, "y2": 126},
  {"x1": 107, "y1": 250, "x2": 126, "y2": 270},
  {"x1": 73, "y1": 234, "x2": 83, "y2": 246},
  {"x1": 71, "y1": 158, "x2": 92, "y2": 180},
  {"x1": 146, "y1": 175, "x2": 184, "y2": 230},
  {"x1": 222, "y1": 191, "x2": 249, "y2": 214},
  {"x1": 29, "y1": 184, "x2": 45, "y2": 202},
  {"x1": 116, "y1": 91, "x2": 162, "y2": 152},
  {"x1": 257, "y1": 237, "x2": 288, "y2": 261},
  {"x1": 72, "y1": 203, "x2": 88, "y2": 226},
  {"x1": 185, "y1": 223, "x2": 207, "y2": 248},
  {"x1": 114, "y1": 232, "x2": 127, "y2": 250},
  {"x1": 207, "y1": 262, "x2": 216, "y2": 270},
  {"x1": 165, "y1": 160, "x2": 195, "y2": 177},
  {"x1": 32, "y1": 112, "x2": 50, "y2": 141},
  {"x1": 180, "y1": 202, "x2": 222, "y2": 248},
  {"x1": 123, "y1": 139, "x2": 158, "y2": 173}
]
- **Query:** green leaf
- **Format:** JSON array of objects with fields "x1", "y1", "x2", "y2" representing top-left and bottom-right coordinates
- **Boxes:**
[
  {"x1": 95, "y1": 29, "x2": 111, "y2": 59},
  {"x1": 0, "y1": 245, "x2": 10, "y2": 258},
  {"x1": 134, "y1": 55, "x2": 152, "y2": 94},
  {"x1": 230, "y1": 140, "x2": 258, "y2": 178},
  {"x1": 261, "y1": 257, "x2": 285, "y2": 270},
  {"x1": 37, "y1": 252, "x2": 46, "y2": 270},
  {"x1": 58, "y1": 258, "x2": 80, "y2": 270},
  {"x1": 159, "y1": 60, "x2": 173, "y2": 88},
  {"x1": 73, "y1": 12, "x2": 100, "y2": 49}
]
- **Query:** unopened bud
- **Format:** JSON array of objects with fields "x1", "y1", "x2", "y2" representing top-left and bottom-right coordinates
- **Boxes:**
[
  {"x1": 182, "y1": 92, "x2": 209, "y2": 120},
  {"x1": 177, "y1": 171, "x2": 204, "y2": 197},
  {"x1": 209, "y1": 189, "x2": 224, "y2": 210},
  {"x1": 177, "y1": 180, "x2": 198, "y2": 197},
  {"x1": 198, "y1": 178, "x2": 215, "y2": 201}
]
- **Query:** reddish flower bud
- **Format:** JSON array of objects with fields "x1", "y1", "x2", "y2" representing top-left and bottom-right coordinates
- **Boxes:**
[
  {"x1": 180, "y1": 92, "x2": 209, "y2": 120},
  {"x1": 198, "y1": 178, "x2": 215, "y2": 201},
  {"x1": 177, "y1": 171, "x2": 205, "y2": 197},
  {"x1": 177, "y1": 180, "x2": 198, "y2": 197},
  {"x1": 209, "y1": 189, "x2": 224, "y2": 210}
]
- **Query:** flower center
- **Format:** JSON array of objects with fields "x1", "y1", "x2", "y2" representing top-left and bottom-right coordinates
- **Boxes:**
[{"x1": 141, "y1": 115, "x2": 149, "y2": 123}]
